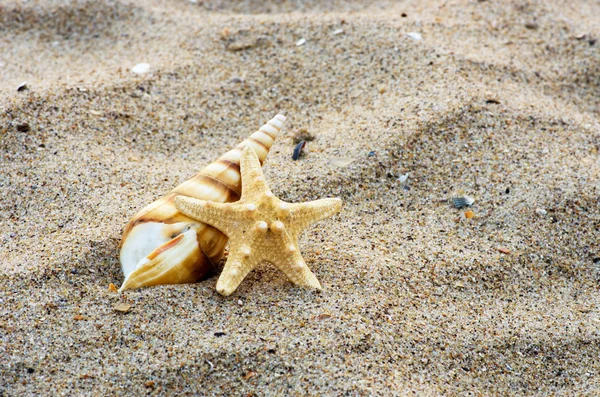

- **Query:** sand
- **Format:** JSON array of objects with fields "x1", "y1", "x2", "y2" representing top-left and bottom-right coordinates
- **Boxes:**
[{"x1": 1, "y1": 0, "x2": 599, "y2": 395}]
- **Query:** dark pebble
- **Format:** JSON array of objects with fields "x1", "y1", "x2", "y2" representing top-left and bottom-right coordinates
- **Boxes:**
[
  {"x1": 17, "y1": 123, "x2": 30, "y2": 132},
  {"x1": 368, "y1": 151, "x2": 376, "y2": 157},
  {"x1": 214, "y1": 332, "x2": 226, "y2": 337},
  {"x1": 27, "y1": 368, "x2": 34, "y2": 374}
]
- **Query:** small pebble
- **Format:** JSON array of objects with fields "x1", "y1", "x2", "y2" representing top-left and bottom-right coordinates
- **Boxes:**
[
  {"x1": 132, "y1": 63, "x2": 150, "y2": 74},
  {"x1": 368, "y1": 151, "x2": 376, "y2": 157},
  {"x1": 535, "y1": 208, "x2": 547, "y2": 215},
  {"x1": 406, "y1": 32, "x2": 422, "y2": 41},
  {"x1": 17, "y1": 81, "x2": 28, "y2": 92},
  {"x1": 296, "y1": 38, "x2": 306, "y2": 46},
  {"x1": 108, "y1": 283, "x2": 118, "y2": 292},
  {"x1": 497, "y1": 247, "x2": 511, "y2": 255},
  {"x1": 16, "y1": 123, "x2": 30, "y2": 133},
  {"x1": 464, "y1": 209, "x2": 474, "y2": 219},
  {"x1": 113, "y1": 303, "x2": 131, "y2": 313},
  {"x1": 74, "y1": 315, "x2": 85, "y2": 321}
]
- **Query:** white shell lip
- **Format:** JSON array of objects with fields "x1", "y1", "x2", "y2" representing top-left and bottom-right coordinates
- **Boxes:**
[
  {"x1": 120, "y1": 222, "x2": 185, "y2": 278},
  {"x1": 119, "y1": 228, "x2": 202, "y2": 292}
]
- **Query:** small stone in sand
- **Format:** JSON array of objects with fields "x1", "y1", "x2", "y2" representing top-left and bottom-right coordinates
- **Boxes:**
[
  {"x1": 108, "y1": 283, "x2": 118, "y2": 292},
  {"x1": 113, "y1": 303, "x2": 131, "y2": 313},
  {"x1": 497, "y1": 247, "x2": 511, "y2": 255},
  {"x1": 296, "y1": 38, "x2": 306, "y2": 46},
  {"x1": 243, "y1": 371, "x2": 256, "y2": 380},
  {"x1": 145, "y1": 381, "x2": 155, "y2": 388},
  {"x1": 17, "y1": 81, "x2": 28, "y2": 92},
  {"x1": 406, "y1": 32, "x2": 422, "y2": 41},
  {"x1": 465, "y1": 209, "x2": 475, "y2": 219},
  {"x1": 16, "y1": 123, "x2": 30, "y2": 133},
  {"x1": 132, "y1": 63, "x2": 150, "y2": 74},
  {"x1": 535, "y1": 208, "x2": 547, "y2": 215},
  {"x1": 74, "y1": 315, "x2": 85, "y2": 321},
  {"x1": 227, "y1": 40, "x2": 256, "y2": 52}
]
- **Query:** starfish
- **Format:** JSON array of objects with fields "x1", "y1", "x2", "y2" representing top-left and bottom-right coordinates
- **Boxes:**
[{"x1": 174, "y1": 146, "x2": 342, "y2": 296}]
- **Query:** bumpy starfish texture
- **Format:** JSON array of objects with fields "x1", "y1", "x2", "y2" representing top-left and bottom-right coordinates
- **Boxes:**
[{"x1": 174, "y1": 146, "x2": 342, "y2": 296}]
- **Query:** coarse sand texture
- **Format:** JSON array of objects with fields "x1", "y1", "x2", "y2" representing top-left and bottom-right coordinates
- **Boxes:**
[{"x1": 1, "y1": 0, "x2": 599, "y2": 395}]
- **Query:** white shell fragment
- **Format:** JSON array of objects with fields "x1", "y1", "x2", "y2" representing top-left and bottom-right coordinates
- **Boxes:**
[
  {"x1": 332, "y1": 29, "x2": 344, "y2": 35},
  {"x1": 17, "y1": 81, "x2": 28, "y2": 91},
  {"x1": 535, "y1": 208, "x2": 547, "y2": 215},
  {"x1": 397, "y1": 173, "x2": 409, "y2": 184},
  {"x1": 132, "y1": 63, "x2": 151, "y2": 74},
  {"x1": 406, "y1": 32, "x2": 422, "y2": 41},
  {"x1": 452, "y1": 195, "x2": 475, "y2": 208},
  {"x1": 296, "y1": 38, "x2": 307, "y2": 46}
]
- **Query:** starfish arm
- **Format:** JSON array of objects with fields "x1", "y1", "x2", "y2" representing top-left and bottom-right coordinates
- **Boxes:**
[
  {"x1": 273, "y1": 249, "x2": 322, "y2": 290},
  {"x1": 287, "y1": 198, "x2": 342, "y2": 231},
  {"x1": 174, "y1": 196, "x2": 238, "y2": 236},
  {"x1": 215, "y1": 245, "x2": 257, "y2": 296},
  {"x1": 240, "y1": 146, "x2": 270, "y2": 200}
]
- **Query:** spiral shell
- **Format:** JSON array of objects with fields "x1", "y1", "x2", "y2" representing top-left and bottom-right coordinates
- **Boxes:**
[{"x1": 119, "y1": 114, "x2": 286, "y2": 291}]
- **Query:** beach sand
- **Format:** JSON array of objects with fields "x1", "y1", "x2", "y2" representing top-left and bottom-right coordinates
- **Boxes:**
[{"x1": 1, "y1": 0, "x2": 599, "y2": 395}]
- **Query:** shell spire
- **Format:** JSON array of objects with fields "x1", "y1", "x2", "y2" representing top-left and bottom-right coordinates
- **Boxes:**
[{"x1": 119, "y1": 114, "x2": 286, "y2": 291}]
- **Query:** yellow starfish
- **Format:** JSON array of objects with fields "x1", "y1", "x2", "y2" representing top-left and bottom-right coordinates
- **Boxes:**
[{"x1": 174, "y1": 146, "x2": 342, "y2": 296}]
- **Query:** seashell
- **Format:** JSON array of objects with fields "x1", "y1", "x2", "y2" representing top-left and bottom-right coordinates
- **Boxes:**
[
  {"x1": 451, "y1": 195, "x2": 475, "y2": 208},
  {"x1": 397, "y1": 173, "x2": 409, "y2": 184},
  {"x1": 119, "y1": 114, "x2": 286, "y2": 291}
]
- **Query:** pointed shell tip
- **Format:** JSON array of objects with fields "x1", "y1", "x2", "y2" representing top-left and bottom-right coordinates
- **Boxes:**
[{"x1": 275, "y1": 114, "x2": 286, "y2": 121}]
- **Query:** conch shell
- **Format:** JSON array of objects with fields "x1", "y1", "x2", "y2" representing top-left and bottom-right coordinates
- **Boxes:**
[{"x1": 119, "y1": 114, "x2": 286, "y2": 291}]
